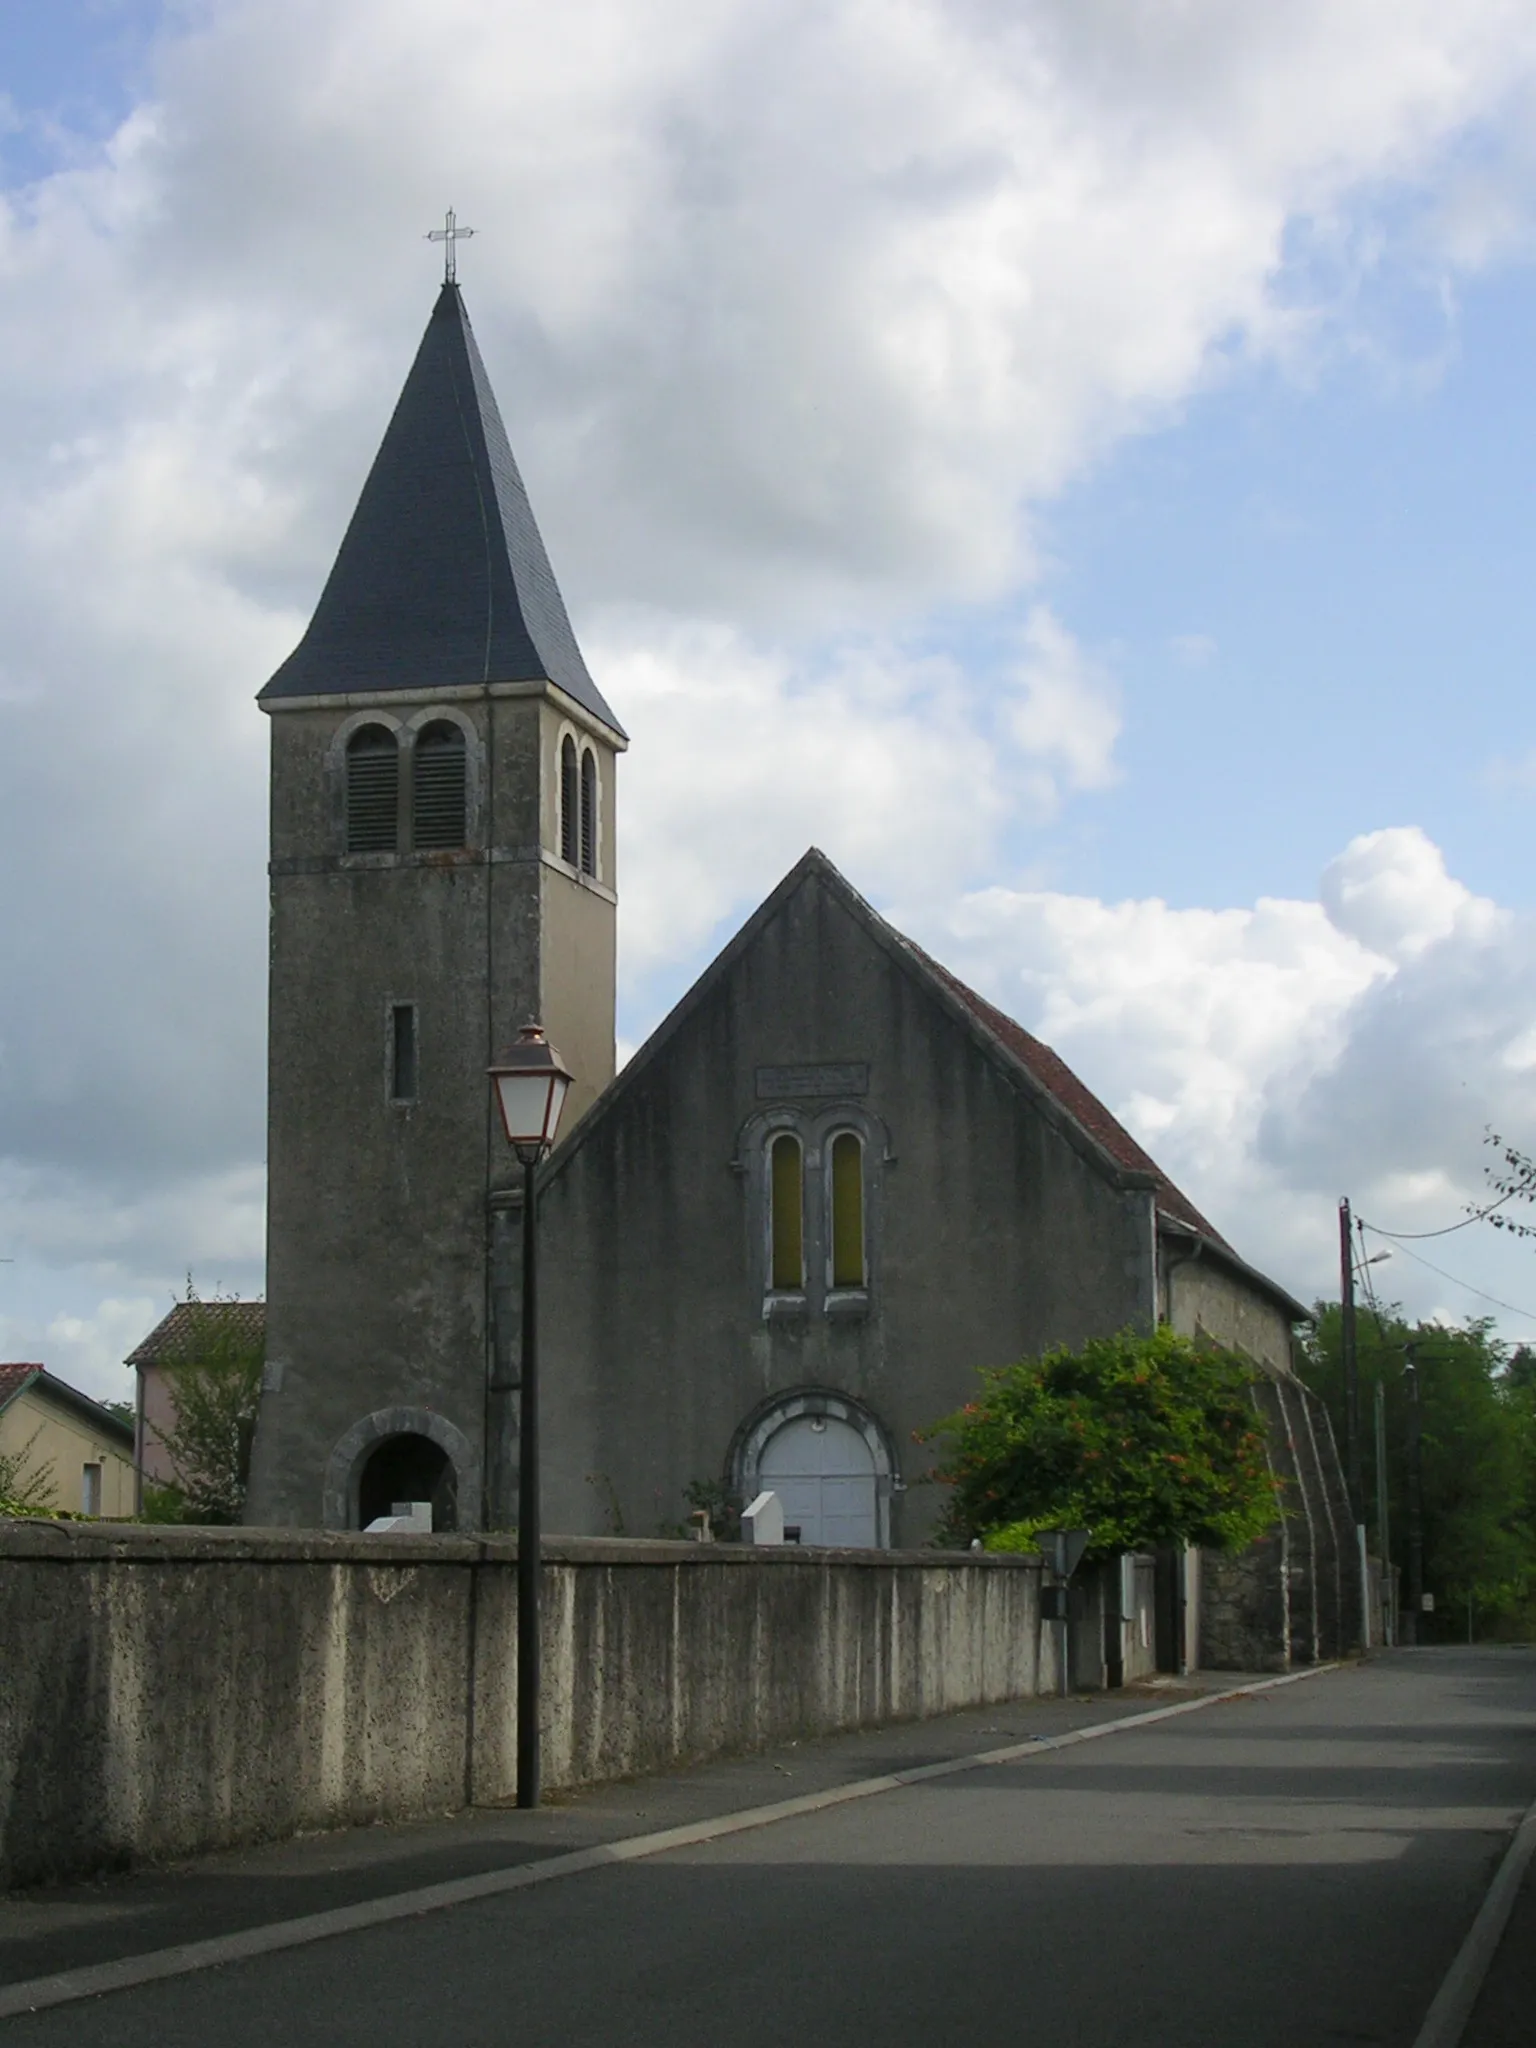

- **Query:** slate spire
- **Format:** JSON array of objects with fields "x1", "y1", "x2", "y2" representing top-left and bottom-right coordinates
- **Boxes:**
[{"x1": 260, "y1": 283, "x2": 622, "y2": 735}]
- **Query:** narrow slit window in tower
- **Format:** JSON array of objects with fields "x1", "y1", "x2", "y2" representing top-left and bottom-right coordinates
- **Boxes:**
[
  {"x1": 346, "y1": 726, "x2": 399, "y2": 853},
  {"x1": 769, "y1": 1133, "x2": 804, "y2": 1292},
  {"x1": 830, "y1": 1131, "x2": 866, "y2": 1288},
  {"x1": 579, "y1": 746, "x2": 598, "y2": 876},
  {"x1": 390, "y1": 1004, "x2": 418, "y2": 1104},
  {"x1": 412, "y1": 722, "x2": 467, "y2": 849},
  {"x1": 560, "y1": 735, "x2": 579, "y2": 865}
]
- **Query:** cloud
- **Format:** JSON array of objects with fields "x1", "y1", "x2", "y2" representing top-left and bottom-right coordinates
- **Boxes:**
[
  {"x1": 610, "y1": 604, "x2": 1119, "y2": 991},
  {"x1": 915, "y1": 826, "x2": 1536, "y2": 1328},
  {"x1": 1169, "y1": 632, "x2": 1217, "y2": 666},
  {"x1": 3, "y1": 1, "x2": 1536, "y2": 1375}
]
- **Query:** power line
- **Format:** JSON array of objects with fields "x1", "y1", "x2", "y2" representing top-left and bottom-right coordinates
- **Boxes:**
[
  {"x1": 1356, "y1": 1188, "x2": 1516, "y2": 1241},
  {"x1": 1356, "y1": 1223, "x2": 1536, "y2": 1326}
]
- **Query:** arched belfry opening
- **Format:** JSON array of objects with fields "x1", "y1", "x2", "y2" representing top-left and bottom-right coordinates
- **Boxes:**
[{"x1": 357, "y1": 1433, "x2": 457, "y2": 1531}]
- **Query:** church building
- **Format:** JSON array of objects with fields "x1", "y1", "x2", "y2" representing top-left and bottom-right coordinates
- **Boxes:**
[{"x1": 244, "y1": 282, "x2": 1360, "y2": 1673}]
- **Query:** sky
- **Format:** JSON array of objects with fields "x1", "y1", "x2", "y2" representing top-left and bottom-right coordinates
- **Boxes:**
[{"x1": 4, "y1": 0, "x2": 1536, "y2": 1399}]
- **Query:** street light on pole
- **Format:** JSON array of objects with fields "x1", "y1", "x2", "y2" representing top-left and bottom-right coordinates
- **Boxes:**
[{"x1": 488, "y1": 1021, "x2": 573, "y2": 1810}]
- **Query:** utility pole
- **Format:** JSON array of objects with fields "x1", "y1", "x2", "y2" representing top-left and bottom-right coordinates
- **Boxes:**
[
  {"x1": 1403, "y1": 1344, "x2": 1425, "y2": 1647},
  {"x1": 1339, "y1": 1198, "x2": 1370, "y2": 1646},
  {"x1": 1339, "y1": 1199, "x2": 1362, "y2": 1518},
  {"x1": 1374, "y1": 1376, "x2": 1393, "y2": 1646}
]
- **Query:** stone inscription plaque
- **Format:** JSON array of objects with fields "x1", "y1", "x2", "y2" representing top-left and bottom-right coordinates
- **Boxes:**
[{"x1": 755, "y1": 1062, "x2": 869, "y2": 1100}]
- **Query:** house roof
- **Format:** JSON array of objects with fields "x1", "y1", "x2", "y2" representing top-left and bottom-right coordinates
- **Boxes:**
[
  {"x1": 904, "y1": 944, "x2": 1227, "y2": 1247},
  {"x1": 259, "y1": 283, "x2": 623, "y2": 738},
  {"x1": 0, "y1": 1363, "x2": 42, "y2": 1411},
  {"x1": 126, "y1": 1301, "x2": 267, "y2": 1369},
  {"x1": 0, "y1": 1363, "x2": 135, "y2": 1447},
  {"x1": 555, "y1": 847, "x2": 1306, "y2": 1323}
]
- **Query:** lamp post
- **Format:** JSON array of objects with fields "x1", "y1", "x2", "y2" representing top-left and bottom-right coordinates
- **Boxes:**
[{"x1": 488, "y1": 1022, "x2": 573, "y2": 1809}]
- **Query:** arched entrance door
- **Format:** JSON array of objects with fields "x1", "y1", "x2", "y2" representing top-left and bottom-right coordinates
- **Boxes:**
[
  {"x1": 357, "y1": 1433, "x2": 457, "y2": 1532},
  {"x1": 759, "y1": 1413, "x2": 877, "y2": 1547}
]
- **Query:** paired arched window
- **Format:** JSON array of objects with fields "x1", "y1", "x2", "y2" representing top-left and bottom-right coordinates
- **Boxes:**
[
  {"x1": 346, "y1": 725, "x2": 399, "y2": 853},
  {"x1": 558, "y1": 735, "x2": 600, "y2": 878},
  {"x1": 343, "y1": 721, "x2": 469, "y2": 854},
  {"x1": 765, "y1": 1126, "x2": 867, "y2": 1298},
  {"x1": 769, "y1": 1133, "x2": 804, "y2": 1291},
  {"x1": 412, "y1": 722, "x2": 467, "y2": 850}
]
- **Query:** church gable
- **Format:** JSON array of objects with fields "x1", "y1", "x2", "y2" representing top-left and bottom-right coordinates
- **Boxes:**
[
  {"x1": 553, "y1": 846, "x2": 1168, "y2": 1216},
  {"x1": 534, "y1": 848, "x2": 1163, "y2": 1543}
]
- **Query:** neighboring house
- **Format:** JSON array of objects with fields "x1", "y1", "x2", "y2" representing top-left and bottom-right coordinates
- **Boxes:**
[
  {"x1": 243, "y1": 276, "x2": 1359, "y2": 1673},
  {"x1": 125, "y1": 1301, "x2": 267, "y2": 1502},
  {"x1": 0, "y1": 1363, "x2": 136, "y2": 1517}
]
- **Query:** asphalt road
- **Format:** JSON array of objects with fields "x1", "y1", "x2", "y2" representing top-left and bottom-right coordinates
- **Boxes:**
[{"x1": 4, "y1": 1648, "x2": 1534, "y2": 2047}]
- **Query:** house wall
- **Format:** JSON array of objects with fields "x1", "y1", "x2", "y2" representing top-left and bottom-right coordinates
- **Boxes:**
[
  {"x1": 0, "y1": 1391, "x2": 134, "y2": 1517},
  {"x1": 0, "y1": 1523, "x2": 1051, "y2": 1888},
  {"x1": 136, "y1": 1364, "x2": 178, "y2": 1487},
  {"x1": 523, "y1": 866, "x2": 1158, "y2": 1545},
  {"x1": 1163, "y1": 1247, "x2": 1364, "y2": 1668},
  {"x1": 1164, "y1": 1252, "x2": 1294, "y2": 1372}
]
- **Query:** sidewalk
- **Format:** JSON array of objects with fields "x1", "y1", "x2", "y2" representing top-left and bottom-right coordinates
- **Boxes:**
[
  {"x1": 0, "y1": 1671, "x2": 1251, "y2": 1991},
  {"x1": 1462, "y1": 1849, "x2": 1536, "y2": 2048}
]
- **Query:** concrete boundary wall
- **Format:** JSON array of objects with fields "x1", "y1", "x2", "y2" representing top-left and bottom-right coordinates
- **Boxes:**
[{"x1": 0, "y1": 1524, "x2": 1054, "y2": 1889}]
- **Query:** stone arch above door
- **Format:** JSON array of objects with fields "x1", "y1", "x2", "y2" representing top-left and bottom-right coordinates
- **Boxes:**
[
  {"x1": 322, "y1": 1406, "x2": 481, "y2": 1531},
  {"x1": 729, "y1": 1388, "x2": 898, "y2": 1548}
]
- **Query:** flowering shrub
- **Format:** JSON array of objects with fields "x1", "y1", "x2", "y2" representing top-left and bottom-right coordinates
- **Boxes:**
[{"x1": 919, "y1": 1326, "x2": 1277, "y2": 1557}]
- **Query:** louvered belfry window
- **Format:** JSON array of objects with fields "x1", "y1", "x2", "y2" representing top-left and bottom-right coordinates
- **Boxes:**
[
  {"x1": 579, "y1": 747, "x2": 598, "y2": 877},
  {"x1": 560, "y1": 736, "x2": 579, "y2": 866},
  {"x1": 412, "y1": 722, "x2": 468, "y2": 850},
  {"x1": 345, "y1": 726, "x2": 399, "y2": 853}
]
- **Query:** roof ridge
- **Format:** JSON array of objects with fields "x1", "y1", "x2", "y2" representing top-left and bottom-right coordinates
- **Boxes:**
[
  {"x1": 895, "y1": 938, "x2": 1231, "y2": 1249},
  {"x1": 125, "y1": 1299, "x2": 267, "y2": 1368},
  {"x1": 0, "y1": 1362, "x2": 135, "y2": 1443}
]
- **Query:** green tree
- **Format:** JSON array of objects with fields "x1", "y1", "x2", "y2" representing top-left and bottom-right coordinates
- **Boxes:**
[
  {"x1": 0, "y1": 1429, "x2": 58, "y2": 1517},
  {"x1": 919, "y1": 1326, "x2": 1276, "y2": 1558},
  {"x1": 1303, "y1": 1305, "x2": 1536, "y2": 1638},
  {"x1": 151, "y1": 1284, "x2": 264, "y2": 1524}
]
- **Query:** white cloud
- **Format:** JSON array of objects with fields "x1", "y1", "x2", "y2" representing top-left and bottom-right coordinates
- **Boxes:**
[
  {"x1": 40, "y1": 1298, "x2": 160, "y2": 1405},
  {"x1": 914, "y1": 826, "x2": 1536, "y2": 1330},
  {"x1": 611, "y1": 604, "x2": 1118, "y2": 987},
  {"x1": 3, "y1": 1, "x2": 1536, "y2": 1369},
  {"x1": 1317, "y1": 824, "x2": 1498, "y2": 962}
]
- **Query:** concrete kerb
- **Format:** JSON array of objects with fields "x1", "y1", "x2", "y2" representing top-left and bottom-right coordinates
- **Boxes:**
[
  {"x1": 0, "y1": 1662, "x2": 1340, "y2": 2023},
  {"x1": 1411, "y1": 1793, "x2": 1536, "y2": 2048}
]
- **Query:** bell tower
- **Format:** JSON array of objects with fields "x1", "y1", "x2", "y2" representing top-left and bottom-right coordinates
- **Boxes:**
[{"x1": 244, "y1": 281, "x2": 625, "y2": 1530}]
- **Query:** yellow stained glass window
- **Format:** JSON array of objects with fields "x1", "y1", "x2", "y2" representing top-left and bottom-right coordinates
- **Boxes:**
[
  {"x1": 770, "y1": 1134, "x2": 803, "y2": 1291},
  {"x1": 830, "y1": 1131, "x2": 865, "y2": 1288}
]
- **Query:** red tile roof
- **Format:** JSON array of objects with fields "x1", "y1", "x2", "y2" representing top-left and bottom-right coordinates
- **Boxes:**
[
  {"x1": 125, "y1": 1301, "x2": 266, "y2": 1368},
  {"x1": 907, "y1": 943, "x2": 1231, "y2": 1250},
  {"x1": 0, "y1": 1363, "x2": 43, "y2": 1411}
]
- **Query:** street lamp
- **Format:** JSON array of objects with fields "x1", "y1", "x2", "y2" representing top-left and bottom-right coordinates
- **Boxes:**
[{"x1": 488, "y1": 1021, "x2": 573, "y2": 1809}]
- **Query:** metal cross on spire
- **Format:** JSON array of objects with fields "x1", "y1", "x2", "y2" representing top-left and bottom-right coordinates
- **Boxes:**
[{"x1": 427, "y1": 208, "x2": 475, "y2": 284}]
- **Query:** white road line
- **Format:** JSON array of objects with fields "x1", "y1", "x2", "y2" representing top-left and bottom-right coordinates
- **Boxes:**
[
  {"x1": 1412, "y1": 1794, "x2": 1536, "y2": 2048},
  {"x1": 0, "y1": 1664, "x2": 1337, "y2": 2022}
]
